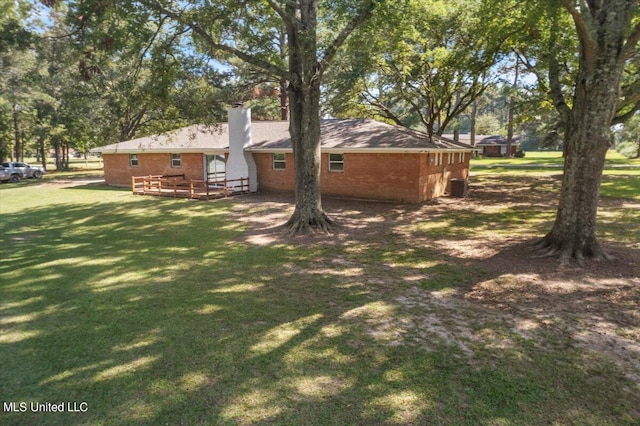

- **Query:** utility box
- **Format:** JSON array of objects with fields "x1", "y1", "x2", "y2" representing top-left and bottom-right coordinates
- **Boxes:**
[{"x1": 450, "y1": 178, "x2": 468, "y2": 197}]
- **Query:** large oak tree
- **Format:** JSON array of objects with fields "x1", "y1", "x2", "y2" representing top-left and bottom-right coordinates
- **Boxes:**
[
  {"x1": 536, "y1": 0, "x2": 640, "y2": 264},
  {"x1": 141, "y1": 0, "x2": 377, "y2": 233}
]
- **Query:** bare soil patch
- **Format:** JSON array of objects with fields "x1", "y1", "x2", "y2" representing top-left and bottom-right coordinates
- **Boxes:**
[{"x1": 225, "y1": 176, "x2": 640, "y2": 390}]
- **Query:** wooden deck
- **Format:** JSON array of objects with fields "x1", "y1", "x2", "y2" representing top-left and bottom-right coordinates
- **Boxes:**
[{"x1": 132, "y1": 175, "x2": 250, "y2": 200}]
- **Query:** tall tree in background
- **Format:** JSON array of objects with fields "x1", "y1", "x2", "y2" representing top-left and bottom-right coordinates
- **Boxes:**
[
  {"x1": 0, "y1": 0, "x2": 36, "y2": 162},
  {"x1": 65, "y1": 2, "x2": 230, "y2": 142},
  {"x1": 325, "y1": 0, "x2": 518, "y2": 138},
  {"x1": 536, "y1": 0, "x2": 640, "y2": 264}
]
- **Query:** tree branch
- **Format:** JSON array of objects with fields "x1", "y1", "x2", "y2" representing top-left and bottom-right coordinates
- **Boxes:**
[
  {"x1": 613, "y1": 96, "x2": 640, "y2": 125},
  {"x1": 361, "y1": 86, "x2": 405, "y2": 126},
  {"x1": 264, "y1": 0, "x2": 300, "y2": 28},
  {"x1": 548, "y1": 12, "x2": 571, "y2": 122},
  {"x1": 558, "y1": 0, "x2": 597, "y2": 65},
  {"x1": 623, "y1": 21, "x2": 640, "y2": 59},
  {"x1": 319, "y1": 0, "x2": 376, "y2": 74},
  {"x1": 147, "y1": 1, "x2": 294, "y2": 82}
]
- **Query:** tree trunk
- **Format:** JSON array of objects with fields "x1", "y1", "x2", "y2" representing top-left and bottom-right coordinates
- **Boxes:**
[
  {"x1": 537, "y1": 3, "x2": 629, "y2": 264},
  {"x1": 54, "y1": 137, "x2": 63, "y2": 171},
  {"x1": 279, "y1": 77, "x2": 289, "y2": 121},
  {"x1": 282, "y1": 0, "x2": 333, "y2": 233},
  {"x1": 38, "y1": 135, "x2": 47, "y2": 171},
  {"x1": 537, "y1": 101, "x2": 613, "y2": 264},
  {"x1": 284, "y1": 80, "x2": 333, "y2": 233},
  {"x1": 12, "y1": 104, "x2": 22, "y2": 162},
  {"x1": 470, "y1": 101, "x2": 477, "y2": 147},
  {"x1": 506, "y1": 57, "x2": 519, "y2": 158}
]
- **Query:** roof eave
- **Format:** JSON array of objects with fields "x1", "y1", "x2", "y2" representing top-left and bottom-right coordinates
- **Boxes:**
[
  {"x1": 93, "y1": 148, "x2": 229, "y2": 154},
  {"x1": 246, "y1": 147, "x2": 476, "y2": 153}
]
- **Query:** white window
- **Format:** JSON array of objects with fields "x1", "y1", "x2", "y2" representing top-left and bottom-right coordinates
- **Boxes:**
[
  {"x1": 459, "y1": 152, "x2": 464, "y2": 163},
  {"x1": 435, "y1": 153, "x2": 442, "y2": 166},
  {"x1": 171, "y1": 153, "x2": 181, "y2": 168},
  {"x1": 273, "y1": 153, "x2": 286, "y2": 170},
  {"x1": 448, "y1": 152, "x2": 454, "y2": 165},
  {"x1": 329, "y1": 153, "x2": 344, "y2": 172},
  {"x1": 129, "y1": 154, "x2": 138, "y2": 167}
]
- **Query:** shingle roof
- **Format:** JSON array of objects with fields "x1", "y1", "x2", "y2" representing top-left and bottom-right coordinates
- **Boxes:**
[
  {"x1": 92, "y1": 119, "x2": 474, "y2": 154},
  {"x1": 91, "y1": 122, "x2": 289, "y2": 154},
  {"x1": 442, "y1": 134, "x2": 521, "y2": 146},
  {"x1": 475, "y1": 135, "x2": 520, "y2": 146},
  {"x1": 250, "y1": 119, "x2": 472, "y2": 151}
]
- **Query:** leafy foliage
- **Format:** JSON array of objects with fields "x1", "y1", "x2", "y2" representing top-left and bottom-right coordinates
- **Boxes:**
[{"x1": 325, "y1": 0, "x2": 523, "y2": 137}]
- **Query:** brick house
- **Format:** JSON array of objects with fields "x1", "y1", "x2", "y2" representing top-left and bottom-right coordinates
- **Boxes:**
[{"x1": 92, "y1": 107, "x2": 474, "y2": 203}]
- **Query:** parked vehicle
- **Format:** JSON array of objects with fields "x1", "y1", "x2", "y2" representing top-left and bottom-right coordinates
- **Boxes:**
[
  {"x1": 1, "y1": 162, "x2": 46, "y2": 179},
  {"x1": 0, "y1": 165, "x2": 20, "y2": 183}
]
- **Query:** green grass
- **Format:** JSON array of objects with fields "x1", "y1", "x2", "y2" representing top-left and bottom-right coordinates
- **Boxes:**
[
  {"x1": 1, "y1": 179, "x2": 639, "y2": 425},
  {"x1": 471, "y1": 151, "x2": 640, "y2": 201},
  {"x1": 471, "y1": 150, "x2": 640, "y2": 170}
]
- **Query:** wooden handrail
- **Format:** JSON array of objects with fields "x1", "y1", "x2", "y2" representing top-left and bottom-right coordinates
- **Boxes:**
[{"x1": 132, "y1": 175, "x2": 250, "y2": 199}]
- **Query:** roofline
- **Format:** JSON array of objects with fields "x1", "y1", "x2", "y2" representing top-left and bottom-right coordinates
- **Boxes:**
[
  {"x1": 246, "y1": 147, "x2": 476, "y2": 154},
  {"x1": 92, "y1": 148, "x2": 229, "y2": 154},
  {"x1": 94, "y1": 147, "x2": 476, "y2": 154},
  {"x1": 92, "y1": 144, "x2": 478, "y2": 154}
]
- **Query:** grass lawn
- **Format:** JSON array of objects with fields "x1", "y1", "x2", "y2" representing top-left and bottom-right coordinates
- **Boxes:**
[
  {"x1": 1, "y1": 170, "x2": 639, "y2": 425},
  {"x1": 471, "y1": 150, "x2": 640, "y2": 170}
]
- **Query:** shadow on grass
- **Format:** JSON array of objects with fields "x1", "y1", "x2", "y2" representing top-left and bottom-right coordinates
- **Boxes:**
[{"x1": 1, "y1": 185, "x2": 639, "y2": 425}]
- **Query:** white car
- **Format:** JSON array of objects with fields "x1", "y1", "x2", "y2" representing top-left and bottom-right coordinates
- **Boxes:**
[
  {"x1": 0, "y1": 165, "x2": 20, "y2": 183},
  {"x1": 1, "y1": 162, "x2": 45, "y2": 179}
]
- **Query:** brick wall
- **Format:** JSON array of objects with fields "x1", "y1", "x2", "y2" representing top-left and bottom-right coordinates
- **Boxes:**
[
  {"x1": 103, "y1": 153, "x2": 205, "y2": 186},
  {"x1": 103, "y1": 150, "x2": 470, "y2": 203},
  {"x1": 421, "y1": 152, "x2": 469, "y2": 199},
  {"x1": 252, "y1": 152, "x2": 296, "y2": 194},
  {"x1": 322, "y1": 152, "x2": 423, "y2": 203},
  {"x1": 253, "y1": 151, "x2": 470, "y2": 203},
  {"x1": 482, "y1": 145, "x2": 519, "y2": 157}
]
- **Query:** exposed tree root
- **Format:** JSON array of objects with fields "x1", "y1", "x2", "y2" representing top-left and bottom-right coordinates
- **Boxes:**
[
  {"x1": 534, "y1": 234, "x2": 613, "y2": 266},
  {"x1": 283, "y1": 210, "x2": 335, "y2": 235}
]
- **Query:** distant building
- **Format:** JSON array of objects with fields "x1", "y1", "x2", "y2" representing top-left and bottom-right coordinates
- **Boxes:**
[{"x1": 443, "y1": 134, "x2": 521, "y2": 157}]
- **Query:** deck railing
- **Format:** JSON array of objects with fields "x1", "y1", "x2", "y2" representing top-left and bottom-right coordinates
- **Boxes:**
[{"x1": 131, "y1": 175, "x2": 250, "y2": 200}]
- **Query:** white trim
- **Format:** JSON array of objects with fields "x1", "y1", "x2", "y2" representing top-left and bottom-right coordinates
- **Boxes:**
[
  {"x1": 328, "y1": 153, "x2": 344, "y2": 172},
  {"x1": 129, "y1": 153, "x2": 138, "y2": 167},
  {"x1": 272, "y1": 153, "x2": 286, "y2": 170}
]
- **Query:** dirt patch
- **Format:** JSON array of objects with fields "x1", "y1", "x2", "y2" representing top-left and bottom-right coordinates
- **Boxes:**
[{"x1": 222, "y1": 176, "x2": 640, "y2": 389}]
